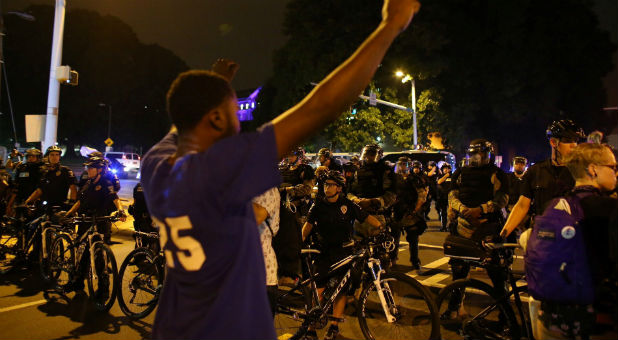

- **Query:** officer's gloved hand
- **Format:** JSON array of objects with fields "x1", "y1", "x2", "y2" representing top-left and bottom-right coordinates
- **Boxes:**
[
  {"x1": 462, "y1": 207, "x2": 482, "y2": 220},
  {"x1": 358, "y1": 199, "x2": 373, "y2": 211},
  {"x1": 115, "y1": 209, "x2": 127, "y2": 222}
]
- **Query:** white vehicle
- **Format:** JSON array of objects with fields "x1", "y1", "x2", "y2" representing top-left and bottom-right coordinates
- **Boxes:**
[{"x1": 104, "y1": 152, "x2": 141, "y2": 172}]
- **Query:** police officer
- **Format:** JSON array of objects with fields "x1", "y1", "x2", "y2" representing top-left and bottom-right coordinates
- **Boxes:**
[
  {"x1": 24, "y1": 146, "x2": 77, "y2": 212},
  {"x1": 64, "y1": 157, "x2": 126, "y2": 244},
  {"x1": 61, "y1": 156, "x2": 126, "y2": 293},
  {"x1": 5, "y1": 149, "x2": 44, "y2": 216},
  {"x1": 392, "y1": 157, "x2": 427, "y2": 269},
  {"x1": 317, "y1": 147, "x2": 343, "y2": 172},
  {"x1": 424, "y1": 160, "x2": 438, "y2": 220},
  {"x1": 78, "y1": 151, "x2": 121, "y2": 193},
  {"x1": 277, "y1": 147, "x2": 315, "y2": 283},
  {"x1": 348, "y1": 144, "x2": 396, "y2": 237},
  {"x1": 506, "y1": 156, "x2": 527, "y2": 213},
  {"x1": 436, "y1": 163, "x2": 454, "y2": 232},
  {"x1": 443, "y1": 139, "x2": 510, "y2": 320},
  {"x1": 501, "y1": 120, "x2": 584, "y2": 238}
]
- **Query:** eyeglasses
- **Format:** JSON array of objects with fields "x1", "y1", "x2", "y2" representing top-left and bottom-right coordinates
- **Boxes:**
[{"x1": 597, "y1": 164, "x2": 618, "y2": 173}]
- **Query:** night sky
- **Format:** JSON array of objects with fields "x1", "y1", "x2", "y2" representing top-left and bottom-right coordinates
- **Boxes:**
[
  {"x1": 6, "y1": 0, "x2": 617, "y2": 106},
  {"x1": 6, "y1": 0, "x2": 290, "y2": 90}
]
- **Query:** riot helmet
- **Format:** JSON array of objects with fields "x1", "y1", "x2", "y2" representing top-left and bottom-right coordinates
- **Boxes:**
[
  {"x1": 286, "y1": 147, "x2": 305, "y2": 165},
  {"x1": 411, "y1": 160, "x2": 422, "y2": 173},
  {"x1": 395, "y1": 157, "x2": 411, "y2": 175},
  {"x1": 512, "y1": 156, "x2": 527, "y2": 166},
  {"x1": 318, "y1": 148, "x2": 332, "y2": 159},
  {"x1": 360, "y1": 144, "x2": 383, "y2": 164},
  {"x1": 466, "y1": 139, "x2": 494, "y2": 167},
  {"x1": 546, "y1": 119, "x2": 585, "y2": 142},
  {"x1": 440, "y1": 162, "x2": 452, "y2": 172},
  {"x1": 427, "y1": 161, "x2": 437, "y2": 169}
]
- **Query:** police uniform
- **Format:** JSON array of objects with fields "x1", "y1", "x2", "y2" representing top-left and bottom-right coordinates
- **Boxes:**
[
  {"x1": 446, "y1": 163, "x2": 509, "y2": 313},
  {"x1": 519, "y1": 159, "x2": 574, "y2": 217},
  {"x1": 13, "y1": 162, "x2": 44, "y2": 203},
  {"x1": 393, "y1": 172, "x2": 427, "y2": 267},
  {"x1": 325, "y1": 157, "x2": 343, "y2": 172},
  {"x1": 77, "y1": 175, "x2": 119, "y2": 242},
  {"x1": 78, "y1": 169, "x2": 120, "y2": 193},
  {"x1": 306, "y1": 196, "x2": 368, "y2": 287},
  {"x1": 348, "y1": 160, "x2": 396, "y2": 237},
  {"x1": 38, "y1": 164, "x2": 76, "y2": 208},
  {"x1": 437, "y1": 172, "x2": 454, "y2": 231}
]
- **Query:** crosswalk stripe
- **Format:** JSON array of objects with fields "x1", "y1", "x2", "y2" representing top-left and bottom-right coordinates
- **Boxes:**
[
  {"x1": 419, "y1": 273, "x2": 451, "y2": 286},
  {"x1": 423, "y1": 257, "x2": 450, "y2": 269}
]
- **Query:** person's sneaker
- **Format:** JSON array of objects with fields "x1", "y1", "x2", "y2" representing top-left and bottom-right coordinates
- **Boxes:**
[
  {"x1": 62, "y1": 279, "x2": 85, "y2": 294},
  {"x1": 324, "y1": 324, "x2": 339, "y2": 340}
]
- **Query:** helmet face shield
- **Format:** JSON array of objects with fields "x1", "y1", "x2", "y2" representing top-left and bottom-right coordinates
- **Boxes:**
[
  {"x1": 395, "y1": 157, "x2": 410, "y2": 175},
  {"x1": 466, "y1": 139, "x2": 494, "y2": 167},
  {"x1": 360, "y1": 146, "x2": 381, "y2": 164}
]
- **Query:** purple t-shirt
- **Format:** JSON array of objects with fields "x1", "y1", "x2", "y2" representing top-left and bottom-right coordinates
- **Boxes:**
[{"x1": 141, "y1": 124, "x2": 281, "y2": 339}]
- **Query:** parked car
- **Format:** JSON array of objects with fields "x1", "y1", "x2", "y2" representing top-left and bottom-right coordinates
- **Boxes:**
[{"x1": 104, "y1": 152, "x2": 140, "y2": 173}]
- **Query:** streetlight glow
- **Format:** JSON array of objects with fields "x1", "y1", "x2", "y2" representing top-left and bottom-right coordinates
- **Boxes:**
[
  {"x1": 395, "y1": 70, "x2": 404, "y2": 77},
  {"x1": 394, "y1": 69, "x2": 417, "y2": 147}
]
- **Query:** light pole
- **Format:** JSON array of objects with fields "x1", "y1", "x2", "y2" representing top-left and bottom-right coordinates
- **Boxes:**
[
  {"x1": 99, "y1": 103, "x2": 112, "y2": 139},
  {"x1": 42, "y1": 0, "x2": 67, "y2": 151},
  {"x1": 396, "y1": 70, "x2": 417, "y2": 147}
]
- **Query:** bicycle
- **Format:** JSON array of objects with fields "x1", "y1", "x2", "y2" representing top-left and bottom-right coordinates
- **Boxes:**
[
  {"x1": 48, "y1": 214, "x2": 120, "y2": 312},
  {"x1": 117, "y1": 230, "x2": 164, "y2": 319},
  {"x1": 1, "y1": 204, "x2": 42, "y2": 273},
  {"x1": 275, "y1": 230, "x2": 441, "y2": 340},
  {"x1": 436, "y1": 237, "x2": 533, "y2": 340}
]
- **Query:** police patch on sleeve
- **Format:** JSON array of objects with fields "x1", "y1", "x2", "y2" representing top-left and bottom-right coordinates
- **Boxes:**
[
  {"x1": 561, "y1": 226, "x2": 576, "y2": 239},
  {"x1": 340, "y1": 205, "x2": 347, "y2": 214}
]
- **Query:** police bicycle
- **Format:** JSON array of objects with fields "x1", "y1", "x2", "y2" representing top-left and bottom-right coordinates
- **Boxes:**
[
  {"x1": 117, "y1": 230, "x2": 163, "y2": 319},
  {"x1": 0, "y1": 204, "x2": 43, "y2": 273},
  {"x1": 47, "y1": 214, "x2": 120, "y2": 312},
  {"x1": 436, "y1": 237, "x2": 534, "y2": 340},
  {"x1": 275, "y1": 229, "x2": 440, "y2": 340}
]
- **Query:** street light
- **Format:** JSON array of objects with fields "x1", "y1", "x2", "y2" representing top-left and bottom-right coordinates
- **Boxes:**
[
  {"x1": 395, "y1": 70, "x2": 417, "y2": 147},
  {"x1": 99, "y1": 103, "x2": 112, "y2": 139}
]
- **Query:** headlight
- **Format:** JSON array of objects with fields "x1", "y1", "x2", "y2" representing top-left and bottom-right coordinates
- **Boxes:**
[{"x1": 111, "y1": 168, "x2": 118, "y2": 174}]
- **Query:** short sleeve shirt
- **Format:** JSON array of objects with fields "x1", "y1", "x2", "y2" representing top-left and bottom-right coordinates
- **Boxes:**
[
  {"x1": 39, "y1": 165, "x2": 76, "y2": 205},
  {"x1": 141, "y1": 124, "x2": 281, "y2": 340},
  {"x1": 520, "y1": 160, "x2": 574, "y2": 215},
  {"x1": 77, "y1": 176, "x2": 118, "y2": 216},
  {"x1": 307, "y1": 196, "x2": 369, "y2": 247},
  {"x1": 252, "y1": 187, "x2": 280, "y2": 286}
]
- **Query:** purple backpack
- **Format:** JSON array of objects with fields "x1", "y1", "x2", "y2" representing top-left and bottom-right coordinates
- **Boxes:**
[{"x1": 525, "y1": 191, "x2": 594, "y2": 304}]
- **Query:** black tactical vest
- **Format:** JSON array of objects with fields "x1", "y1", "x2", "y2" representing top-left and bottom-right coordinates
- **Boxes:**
[
  {"x1": 279, "y1": 164, "x2": 307, "y2": 187},
  {"x1": 351, "y1": 162, "x2": 385, "y2": 198},
  {"x1": 457, "y1": 165, "x2": 496, "y2": 207}
]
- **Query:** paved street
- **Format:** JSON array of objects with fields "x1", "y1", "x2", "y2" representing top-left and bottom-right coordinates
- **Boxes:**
[{"x1": 1, "y1": 182, "x2": 525, "y2": 340}]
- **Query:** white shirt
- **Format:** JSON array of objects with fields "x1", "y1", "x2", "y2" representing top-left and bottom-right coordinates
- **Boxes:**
[{"x1": 252, "y1": 187, "x2": 280, "y2": 286}]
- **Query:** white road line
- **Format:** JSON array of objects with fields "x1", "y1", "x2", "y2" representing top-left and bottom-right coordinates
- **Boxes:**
[
  {"x1": 419, "y1": 273, "x2": 451, "y2": 286},
  {"x1": 419, "y1": 243, "x2": 444, "y2": 250},
  {"x1": 423, "y1": 257, "x2": 450, "y2": 269},
  {"x1": 0, "y1": 300, "x2": 47, "y2": 313}
]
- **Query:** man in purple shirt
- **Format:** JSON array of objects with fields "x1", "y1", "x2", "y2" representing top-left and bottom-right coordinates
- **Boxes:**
[{"x1": 141, "y1": 1, "x2": 420, "y2": 338}]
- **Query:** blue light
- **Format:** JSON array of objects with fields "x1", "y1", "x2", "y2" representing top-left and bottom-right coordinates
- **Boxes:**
[
  {"x1": 351, "y1": 109, "x2": 357, "y2": 115},
  {"x1": 111, "y1": 168, "x2": 118, "y2": 174}
]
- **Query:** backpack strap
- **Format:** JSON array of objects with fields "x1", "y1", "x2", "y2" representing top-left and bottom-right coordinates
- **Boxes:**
[{"x1": 265, "y1": 218, "x2": 275, "y2": 238}]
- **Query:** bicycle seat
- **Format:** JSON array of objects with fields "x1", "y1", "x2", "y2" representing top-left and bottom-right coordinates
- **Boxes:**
[{"x1": 443, "y1": 234, "x2": 488, "y2": 261}]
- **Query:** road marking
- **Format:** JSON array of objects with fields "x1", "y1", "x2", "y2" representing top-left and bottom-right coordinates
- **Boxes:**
[
  {"x1": 419, "y1": 243, "x2": 444, "y2": 250},
  {"x1": 423, "y1": 257, "x2": 450, "y2": 269},
  {"x1": 419, "y1": 273, "x2": 451, "y2": 286},
  {"x1": 0, "y1": 300, "x2": 46, "y2": 313}
]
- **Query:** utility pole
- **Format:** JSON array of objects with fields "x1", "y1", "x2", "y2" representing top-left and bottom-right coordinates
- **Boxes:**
[{"x1": 42, "y1": 0, "x2": 66, "y2": 151}]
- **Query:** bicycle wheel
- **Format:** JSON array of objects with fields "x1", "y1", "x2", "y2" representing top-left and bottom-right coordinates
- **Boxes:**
[
  {"x1": 39, "y1": 228, "x2": 55, "y2": 282},
  {"x1": 274, "y1": 284, "x2": 315, "y2": 339},
  {"x1": 49, "y1": 234, "x2": 75, "y2": 286},
  {"x1": 0, "y1": 223, "x2": 22, "y2": 273},
  {"x1": 117, "y1": 248, "x2": 162, "y2": 319},
  {"x1": 86, "y1": 242, "x2": 118, "y2": 312},
  {"x1": 436, "y1": 279, "x2": 520, "y2": 340},
  {"x1": 358, "y1": 271, "x2": 440, "y2": 340}
]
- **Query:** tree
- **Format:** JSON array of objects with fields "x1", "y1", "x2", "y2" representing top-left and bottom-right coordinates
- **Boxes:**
[
  {"x1": 1, "y1": 5, "x2": 188, "y2": 153},
  {"x1": 258, "y1": 0, "x2": 615, "y2": 162}
]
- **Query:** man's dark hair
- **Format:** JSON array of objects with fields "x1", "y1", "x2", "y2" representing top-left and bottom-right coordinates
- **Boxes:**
[{"x1": 166, "y1": 70, "x2": 234, "y2": 134}]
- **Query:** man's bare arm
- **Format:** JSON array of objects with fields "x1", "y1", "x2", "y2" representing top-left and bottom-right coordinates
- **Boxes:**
[
  {"x1": 500, "y1": 196, "x2": 531, "y2": 237},
  {"x1": 272, "y1": 0, "x2": 421, "y2": 158}
]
